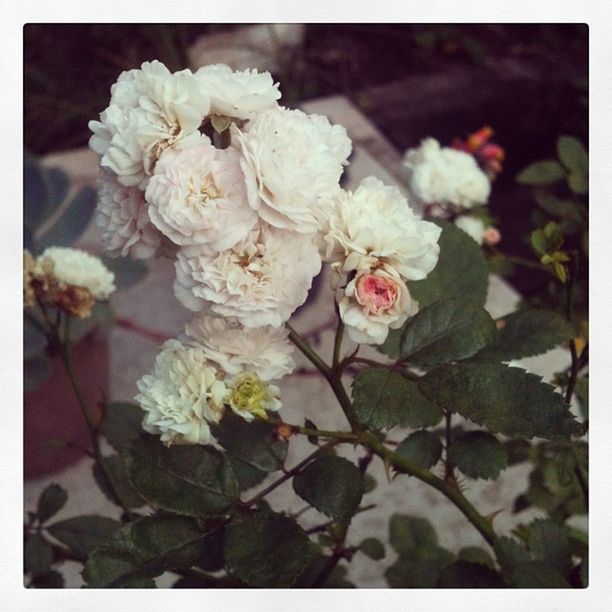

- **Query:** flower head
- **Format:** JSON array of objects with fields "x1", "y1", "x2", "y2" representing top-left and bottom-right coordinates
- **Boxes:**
[
  {"x1": 227, "y1": 373, "x2": 281, "y2": 422},
  {"x1": 135, "y1": 339, "x2": 228, "y2": 446},
  {"x1": 231, "y1": 107, "x2": 352, "y2": 233},
  {"x1": 454, "y1": 215, "x2": 486, "y2": 245},
  {"x1": 403, "y1": 137, "x2": 491, "y2": 209},
  {"x1": 89, "y1": 60, "x2": 211, "y2": 189},
  {"x1": 174, "y1": 225, "x2": 321, "y2": 328},
  {"x1": 339, "y1": 264, "x2": 417, "y2": 345},
  {"x1": 145, "y1": 134, "x2": 257, "y2": 251},
  {"x1": 196, "y1": 63, "x2": 281, "y2": 126},
  {"x1": 184, "y1": 315, "x2": 295, "y2": 381},
  {"x1": 324, "y1": 176, "x2": 441, "y2": 281},
  {"x1": 96, "y1": 171, "x2": 163, "y2": 259}
]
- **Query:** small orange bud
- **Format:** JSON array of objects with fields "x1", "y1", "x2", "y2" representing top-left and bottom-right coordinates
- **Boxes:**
[{"x1": 276, "y1": 423, "x2": 295, "y2": 441}]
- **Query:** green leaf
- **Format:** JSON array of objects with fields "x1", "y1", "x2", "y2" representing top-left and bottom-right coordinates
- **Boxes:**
[
  {"x1": 293, "y1": 455, "x2": 363, "y2": 520},
  {"x1": 457, "y1": 546, "x2": 495, "y2": 568},
  {"x1": 389, "y1": 514, "x2": 438, "y2": 555},
  {"x1": 227, "y1": 457, "x2": 267, "y2": 491},
  {"x1": 473, "y1": 309, "x2": 573, "y2": 362},
  {"x1": 83, "y1": 515, "x2": 210, "y2": 587},
  {"x1": 102, "y1": 256, "x2": 148, "y2": 290},
  {"x1": 398, "y1": 299, "x2": 496, "y2": 366},
  {"x1": 363, "y1": 473, "x2": 378, "y2": 494},
  {"x1": 47, "y1": 515, "x2": 122, "y2": 560},
  {"x1": 438, "y1": 561, "x2": 505, "y2": 588},
  {"x1": 510, "y1": 561, "x2": 570, "y2": 588},
  {"x1": 213, "y1": 412, "x2": 287, "y2": 473},
  {"x1": 447, "y1": 431, "x2": 508, "y2": 480},
  {"x1": 568, "y1": 171, "x2": 588, "y2": 194},
  {"x1": 304, "y1": 418, "x2": 319, "y2": 446},
  {"x1": 24, "y1": 533, "x2": 53, "y2": 578},
  {"x1": 557, "y1": 135, "x2": 588, "y2": 176},
  {"x1": 420, "y1": 363, "x2": 580, "y2": 439},
  {"x1": 528, "y1": 518, "x2": 573, "y2": 575},
  {"x1": 395, "y1": 430, "x2": 442, "y2": 469},
  {"x1": 359, "y1": 537, "x2": 385, "y2": 560},
  {"x1": 530, "y1": 228, "x2": 548, "y2": 255},
  {"x1": 408, "y1": 221, "x2": 490, "y2": 309},
  {"x1": 575, "y1": 376, "x2": 588, "y2": 419},
  {"x1": 516, "y1": 160, "x2": 566, "y2": 185},
  {"x1": 38, "y1": 186, "x2": 96, "y2": 249},
  {"x1": 493, "y1": 536, "x2": 531, "y2": 574},
  {"x1": 99, "y1": 402, "x2": 144, "y2": 451},
  {"x1": 294, "y1": 553, "x2": 355, "y2": 588},
  {"x1": 352, "y1": 367, "x2": 442, "y2": 430},
  {"x1": 92, "y1": 454, "x2": 146, "y2": 509},
  {"x1": 579, "y1": 558, "x2": 588, "y2": 587},
  {"x1": 224, "y1": 509, "x2": 312, "y2": 587},
  {"x1": 122, "y1": 436, "x2": 239, "y2": 518},
  {"x1": 385, "y1": 545, "x2": 454, "y2": 588},
  {"x1": 36, "y1": 483, "x2": 68, "y2": 524},
  {"x1": 534, "y1": 190, "x2": 578, "y2": 218}
]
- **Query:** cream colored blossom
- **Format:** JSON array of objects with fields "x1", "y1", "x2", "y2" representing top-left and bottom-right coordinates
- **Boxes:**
[
  {"x1": 454, "y1": 215, "x2": 486, "y2": 245},
  {"x1": 174, "y1": 225, "x2": 321, "y2": 328},
  {"x1": 38, "y1": 247, "x2": 115, "y2": 299},
  {"x1": 339, "y1": 264, "x2": 417, "y2": 345},
  {"x1": 324, "y1": 177, "x2": 441, "y2": 281},
  {"x1": 403, "y1": 137, "x2": 491, "y2": 209},
  {"x1": 226, "y1": 373, "x2": 281, "y2": 422},
  {"x1": 184, "y1": 315, "x2": 295, "y2": 381},
  {"x1": 196, "y1": 63, "x2": 281, "y2": 125},
  {"x1": 96, "y1": 171, "x2": 163, "y2": 259},
  {"x1": 146, "y1": 134, "x2": 256, "y2": 251},
  {"x1": 135, "y1": 339, "x2": 228, "y2": 446},
  {"x1": 89, "y1": 60, "x2": 211, "y2": 189},
  {"x1": 231, "y1": 107, "x2": 352, "y2": 233}
]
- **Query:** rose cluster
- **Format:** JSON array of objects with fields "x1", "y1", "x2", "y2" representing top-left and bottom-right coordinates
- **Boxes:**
[{"x1": 89, "y1": 60, "x2": 441, "y2": 445}]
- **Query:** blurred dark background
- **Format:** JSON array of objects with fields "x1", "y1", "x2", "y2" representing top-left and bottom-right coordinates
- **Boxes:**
[{"x1": 24, "y1": 23, "x2": 588, "y2": 301}]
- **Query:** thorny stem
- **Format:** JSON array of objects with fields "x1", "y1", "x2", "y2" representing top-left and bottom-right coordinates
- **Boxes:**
[
  {"x1": 493, "y1": 249, "x2": 557, "y2": 277},
  {"x1": 332, "y1": 318, "x2": 345, "y2": 370},
  {"x1": 444, "y1": 411, "x2": 455, "y2": 483},
  {"x1": 564, "y1": 252, "x2": 580, "y2": 405}
]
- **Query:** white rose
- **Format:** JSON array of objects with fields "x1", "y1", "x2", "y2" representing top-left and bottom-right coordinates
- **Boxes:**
[
  {"x1": 324, "y1": 177, "x2": 441, "y2": 281},
  {"x1": 96, "y1": 171, "x2": 163, "y2": 259},
  {"x1": 135, "y1": 339, "x2": 228, "y2": 446},
  {"x1": 174, "y1": 224, "x2": 322, "y2": 328},
  {"x1": 196, "y1": 63, "x2": 281, "y2": 125},
  {"x1": 403, "y1": 137, "x2": 491, "y2": 209},
  {"x1": 454, "y1": 215, "x2": 486, "y2": 245},
  {"x1": 38, "y1": 247, "x2": 116, "y2": 299},
  {"x1": 146, "y1": 134, "x2": 257, "y2": 251},
  {"x1": 339, "y1": 264, "x2": 418, "y2": 345},
  {"x1": 89, "y1": 60, "x2": 211, "y2": 189},
  {"x1": 226, "y1": 373, "x2": 282, "y2": 422},
  {"x1": 184, "y1": 315, "x2": 295, "y2": 381},
  {"x1": 231, "y1": 107, "x2": 352, "y2": 233}
]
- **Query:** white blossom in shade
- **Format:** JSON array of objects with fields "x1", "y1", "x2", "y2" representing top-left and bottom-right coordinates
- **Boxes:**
[
  {"x1": 145, "y1": 134, "x2": 257, "y2": 251},
  {"x1": 96, "y1": 171, "x2": 163, "y2": 259},
  {"x1": 231, "y1": 107, "x2": 352, "y2": 233},
  {"x1": 226, "y1": 373, "x2": 282, "y2": 422},
  {"x1": 174, "y1": 225, "x2": 322, "y2": 328},
  {"x1": 135, "y1": 339, "x2": 228, "y2": 446},
  {"x1": 324, "y1": 176, "x2": 442, "y2": 281},
  {"x1": 38, "y1": 247, "x2": 116, "y2": 299},
  {"x1": 403, "y1": 137, "x2": 491, "y2": 209},
  {"x1": 454, "y1": 215, "x2": 486, "y2": 245},
  {"x1": 184, "y1": 315, "x2": 295, "y2": 381},
  {"x1": 339, "y1": 264, "x2": 418, "y2": 345},
  {"x1": 195, "y1": 63, "x2": 281, "y2": 125},
  {"x1": 89, "y1": 60, "x2": 211, "y2": 190}
]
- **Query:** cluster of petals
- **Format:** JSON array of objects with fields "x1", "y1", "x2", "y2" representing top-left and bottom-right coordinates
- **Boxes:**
[
  {"x1": 324, "y1": 176, "x2": 441, "y2": 345},
  {"x1": 403, "y1": 137, "x2": 491, "y2": 209}
]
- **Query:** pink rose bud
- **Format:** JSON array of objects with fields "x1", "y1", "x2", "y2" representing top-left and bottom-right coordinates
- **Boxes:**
[
  {"x1": 356, "y1": 273, "x2": 399, "y2": 315},
  {"x1": 484, "y1": 227, "x2": 501, "y2": 246}
]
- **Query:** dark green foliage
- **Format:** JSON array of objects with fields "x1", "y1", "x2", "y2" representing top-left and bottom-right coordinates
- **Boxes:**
[
  {"x1": 395, "y1": 430, "x2": 442, "y2": 469},
  {"x1": 122, "y1": 436, "x2": 239, "y2": 517},
  {"x1": 24, "y1": 533, "x2": 53, "y2": 578},
  {"x1": 224, "y1": 509, "x2": 312, "y2": 587},
  {"x1": 92, "y1": 455, "x2": 146, "y2": 510},
  {"x1": 359, "y1": 538, "x2": 386, "y2": 560},
  {"x1": 420, "y1": 363, "x2": 580, "y2": 439},
  {"x1": 352, "y1": 367, "x2": 442, "y2": 430},
  {"x1": 516, "y1": 160, "x2": 566, "y2": 186},
  {"x1": 447, "y1": 431, "x2": 508, "y2": 480},
  {"x1": 99, "y1": 402, "x2": 144, "y2": 451},
  {"x1": 438, "y1": 561, "x2": 505, "y2": 588},
  {"x1": 47, "y1": 515, "x2": 121, "y2": 560},
  {"x1": 36, "y1": 483, "x2": 68, "y2": 524},
  {"x1": 527, "y1": 518, "x2": 573, "y2": 575},
  {"x1": 293, "y1": 455, "x2": 363, "y2": 520}
]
